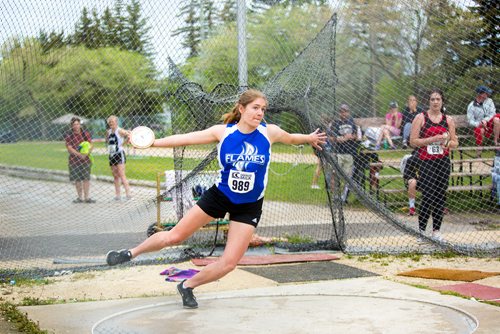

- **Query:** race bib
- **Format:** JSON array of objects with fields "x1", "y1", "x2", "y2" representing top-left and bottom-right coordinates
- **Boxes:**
[
  {"x1": 427, "y1": 143, "x2": 443, "y2": 155},
  {"x1": 108, "y1": 145, "x2": 117, "y2": 154},
  {"x1": 228, "y1": 170, "x2": 255, "y2": 193}
]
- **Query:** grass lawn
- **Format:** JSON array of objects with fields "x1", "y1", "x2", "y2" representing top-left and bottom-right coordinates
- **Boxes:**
[
  {"x1": 1, "y1": 141, "x2": 494, "y2": 207},
  {"x1": 0, "y1": 141, "x2": 328, "y2": 204}
]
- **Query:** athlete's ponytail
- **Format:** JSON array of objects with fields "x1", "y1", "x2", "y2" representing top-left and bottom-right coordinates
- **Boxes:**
[
  {"x1": 222, "y1": 105, "x2": 241, "y2": 124},
  {"x1": 222, "y1": 89, "x2": 267, "y2": 124}
]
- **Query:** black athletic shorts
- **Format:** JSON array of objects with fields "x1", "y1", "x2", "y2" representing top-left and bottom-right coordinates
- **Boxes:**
[
  {"x1": 196, "y1": 185, "x2": 263, "y2": 227},
  {"x1": 109, "y1": 151, "x2": 126, "y2": 166},
  {"x1": 404, "y1": 177, "x2": 420, "y2": 191},
  {"x1": 403, "y1": 155, "x2": 420, "y2": 190}
]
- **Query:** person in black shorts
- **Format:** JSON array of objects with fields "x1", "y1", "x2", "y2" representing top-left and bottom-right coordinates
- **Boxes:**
[
  {"x1": 410, "y1": 88, "x2": 458, "y2": 241},
  {"x1": 105, "y1": 89, "x2": 327, "y2": 309},
  {"x1": 106, "y1": 115, "x2": 132, "y2": 200}
]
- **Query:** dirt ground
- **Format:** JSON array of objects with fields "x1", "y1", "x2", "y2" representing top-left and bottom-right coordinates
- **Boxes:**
[{"x1": 1, "y1": 254, "x2": 498, "y2": 305}]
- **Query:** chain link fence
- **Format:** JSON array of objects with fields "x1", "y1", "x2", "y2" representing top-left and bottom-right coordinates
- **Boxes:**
[{"x1": 0, "y1": 0, "x2": 498, "y2": 279}]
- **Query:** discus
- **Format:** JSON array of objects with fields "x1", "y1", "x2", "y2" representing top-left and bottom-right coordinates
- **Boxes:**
[{"x1": 130, "y1": 126, "x2": 155, "y2": 149}]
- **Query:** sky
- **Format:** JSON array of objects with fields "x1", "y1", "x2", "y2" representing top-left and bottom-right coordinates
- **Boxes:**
[{"x1": 0, "y1": 0, "x2": 187, "y2": 73}]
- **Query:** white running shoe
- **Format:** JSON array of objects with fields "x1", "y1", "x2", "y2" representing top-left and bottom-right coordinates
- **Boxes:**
[
  {"x1": 432, "y1": 230, "x2": 444, "y2": 242},
  {"x1": 417, "y1": 230, "x2": 426, "y2": 244}
]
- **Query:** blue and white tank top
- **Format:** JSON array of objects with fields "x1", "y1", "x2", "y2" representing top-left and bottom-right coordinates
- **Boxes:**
[
  {"x1": 107, "y1": 128, "x2": 124, "y2": 155},
  {"x1": 216, "y1": 123, "x2": 271, "y2": 204}
]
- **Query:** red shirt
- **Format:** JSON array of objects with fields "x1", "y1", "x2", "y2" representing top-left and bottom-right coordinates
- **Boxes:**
[
  {"x1": 65, "y1": 130, "x2": 92, "y2": 166},
  {"x1": 418, "y1": 112, "x2": 449, "y2": 160}
]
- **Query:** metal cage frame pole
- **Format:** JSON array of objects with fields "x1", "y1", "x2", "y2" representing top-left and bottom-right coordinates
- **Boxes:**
[{"x1": 237, "y1": 0, "x2": 248, "y2": 92}]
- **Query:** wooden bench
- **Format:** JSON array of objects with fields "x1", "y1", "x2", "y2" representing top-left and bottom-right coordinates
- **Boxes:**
[
  {"x1": 370, "y1": 157, "x2": 494, "y2": 171},
  {"x1": 354, "y1": 114, "x2": 472, "y2": 131},
  {"x1": 354, "y1": 114, "x2": 477, "y2": 151},
  {"x1": 379, "y1": 184, "x2": 492, "y2": 195},
  {"x1": 378, "y1": 184, "x2": 493, "y2": 206},
  {"x1": 368, "y1": 156, "x2": 494, "y2": 205},
  {"x1": 377, "y1": 171, "x2": 491, "y2": 181},
  {"x1": 352, "y1": 114, "x2": 498, "y2": 205}
]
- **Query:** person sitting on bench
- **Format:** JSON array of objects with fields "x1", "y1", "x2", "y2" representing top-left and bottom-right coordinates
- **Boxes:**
[
  {"x1": 466, "y1": 85, "x2": 499, "y2": 157},
  {"x1": 374, "y1": 101, "x2": 402, "y2": 150}
]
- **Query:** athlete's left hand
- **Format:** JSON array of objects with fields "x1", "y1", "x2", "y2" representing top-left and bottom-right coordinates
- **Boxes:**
[
  {"x1": 125, "y1": 130, "x2": 132, "y2": 144},
  {"x1": 309, "y1": 128, "x2": 327, "y2": 150}
]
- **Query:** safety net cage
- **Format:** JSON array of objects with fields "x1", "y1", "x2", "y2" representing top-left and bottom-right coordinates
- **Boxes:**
[{"x1": 0, "y1": 0, "x2": 498, "y2": 279}]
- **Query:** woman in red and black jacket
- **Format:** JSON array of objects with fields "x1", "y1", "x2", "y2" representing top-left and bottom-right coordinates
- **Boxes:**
[{"x1": 410, "y1": 88, "x2": 458, "y2": 241}]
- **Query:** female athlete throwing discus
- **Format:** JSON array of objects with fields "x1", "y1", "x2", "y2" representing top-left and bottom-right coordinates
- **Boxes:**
[{"x1": 106, "y1": 89, "x2": 327, "y2": 308}]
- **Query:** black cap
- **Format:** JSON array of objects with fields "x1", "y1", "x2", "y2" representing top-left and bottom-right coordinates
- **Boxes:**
[{"x1": 389, "y1": 101, "x2": 398, "y2": 108}]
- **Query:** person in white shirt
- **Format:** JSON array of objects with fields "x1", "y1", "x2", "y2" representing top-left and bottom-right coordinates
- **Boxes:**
[
  {"x1": 466, "y1": 85, "x2": 499, "y2": 157},
  {"x1": 106, "y1": 115, "x2": 132, "y2": 200}
]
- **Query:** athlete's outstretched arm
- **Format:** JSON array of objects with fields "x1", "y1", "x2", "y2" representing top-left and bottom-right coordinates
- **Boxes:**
[
  {"x1": 267, "y1": 124, "x2": 327, "y2": 150},
  {"x1": 152, "y1": 125, "x2": 225, "y2": 148}
]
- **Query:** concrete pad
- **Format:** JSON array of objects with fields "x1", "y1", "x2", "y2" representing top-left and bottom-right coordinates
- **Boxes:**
[
  {"x1": 92, "y1": 295, "x2": 476, "y2": 334},
  {"x1": 19, "y1": 277, "x2": 500, "y2": 334}
]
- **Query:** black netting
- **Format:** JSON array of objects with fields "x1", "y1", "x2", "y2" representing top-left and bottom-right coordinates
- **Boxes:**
[{"x1": 1, "y1": 0, "x2": 499, "y2": 281}]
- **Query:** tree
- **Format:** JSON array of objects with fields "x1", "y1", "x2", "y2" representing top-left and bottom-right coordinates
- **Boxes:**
[
  {"x1": 172, "y1": 1, "x2": 201, "y2": 58},
  {"x1": 38, "y1": 30, "x2": 66, "y2": 53},
  {"x1": 88, "y1": 8, "x2": 104, "y2": 48},
  {"x1": 72, "y1": 7, "x2": 93, "y2": 47},
  {"x1": 173, "y1": 0, "x2": 217, "y2": 59},
  {"x1": 397, "y1": 1, "x2": 431, "y2": 97},
  {"x1": 0, "y1": 39, "x2": 52, "y2": 138},
  {"x1": 101, "y1": 7, "x2": 118, "y2": 47},
  {"x1": 112, "y1": 0, "x2": 127, "y2": 49},
  {"x1": 420, "y1": 2, "x2": 480, "y2": 83},
  {"x1": 418, "y1": 0, "x2": 497, "y2": 113},
  {"x1": 468, "y1": 0, "x2": 499, "y2": 67},
  {"x1": 340, "y1": 0, "x2": 403, "y2": 116},
  {"x1": 220, "y1": 0, "x2": 237, "y2": 24},
  {"x1": 201, "y1": 0, "x2": 217, "y2": 39},
  {"x1": 334, "y1": 0, "x2": 488, "y2": 116},
  {"x1": 69, "y1": 0, "x2": 151, "y2": 54},
  {"x1": 39, "y1": 47, "x2": 158, "y2": 119},
  {"x1": 181, "y1": 3, "x2": 331, "y2": 89},
  {"x1": 0, "y1": 39, "x2": 160, "y2": 140},
  {"x1": 124, "y1": 0, "x2": 152, "y2": 56}
]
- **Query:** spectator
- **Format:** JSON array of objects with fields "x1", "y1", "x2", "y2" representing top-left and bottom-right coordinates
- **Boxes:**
[
  {"x1": 466, "y1": 85, "x2": 499, "y2": 157},
  {"x1": 330, "y1": 104, "x2": 358, "y2": 202},
  {"x1": 374, "y1": 101, "x2": 402, "y2": 150},
  {"x1": 64, "y1": 117, "x2": 95, "y2": 203},
  {"x1": 106, "y1": 115, "x2": 132, "y2": 200},
  {"x1": 402, "y1": 95, "x2": 423, "y2": 148},
  {"x1": 410, "y1": 88, "x2": 458, "y2": 242}
]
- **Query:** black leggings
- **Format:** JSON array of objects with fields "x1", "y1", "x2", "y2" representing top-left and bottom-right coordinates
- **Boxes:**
[{"x1": 418, "y1": 157, "x2": 450, "y2": 232}]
